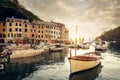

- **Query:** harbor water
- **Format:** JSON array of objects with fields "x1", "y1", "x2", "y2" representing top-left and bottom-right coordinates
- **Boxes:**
[{"x1": 0, "y1": 47, "x2": 120, "y2": 80}]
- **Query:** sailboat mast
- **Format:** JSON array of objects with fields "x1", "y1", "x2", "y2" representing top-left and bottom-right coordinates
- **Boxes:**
[{"x1": 75, "y1": 25, "x2": 78, "y2": 56}]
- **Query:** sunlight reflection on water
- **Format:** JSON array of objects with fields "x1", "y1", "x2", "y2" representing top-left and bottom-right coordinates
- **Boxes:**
[{"x1": 0, "y1": 47, "x2": 120, "y2": 80}]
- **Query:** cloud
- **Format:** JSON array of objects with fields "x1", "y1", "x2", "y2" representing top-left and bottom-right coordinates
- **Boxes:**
[{"x1": 19, "y1": 0, "x2": 120, "y2": 40}]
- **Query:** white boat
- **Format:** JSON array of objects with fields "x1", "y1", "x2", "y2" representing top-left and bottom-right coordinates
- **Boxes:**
[
  {"x1": 95, "y1": 40, "x2": 109, "y2": 52},
  {"x1": 50, "y1": 43, "x2": 64, "y2": 52},
  {"x1": 68, "y1": 52, "x2": 102, "y2": 73}
]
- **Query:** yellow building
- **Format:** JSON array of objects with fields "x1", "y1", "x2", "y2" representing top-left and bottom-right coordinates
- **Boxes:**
[
  {"x1": 5, "y1": 17, "x2": 31, "y2": 43},
  {"x1": 0, "y1": 17, "x2": 69, "y2": 44}
]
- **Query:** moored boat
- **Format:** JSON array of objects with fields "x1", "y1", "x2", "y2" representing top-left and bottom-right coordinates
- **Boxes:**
[
  {"x1": 95, "y1": 40, "x2": 109, "y2": 52},
  {"x1": 69, "y1": 63, "x2": 102, "y2": 80},
  {"x1": 50, "y1": 43, "x2": 64, "y2": 52},
  {"x1": 68, "y1": 52, "x2": 102, "y2": 73},
  {"x1": 50, "y1": 48, "x2": 63, "y2": 52}
]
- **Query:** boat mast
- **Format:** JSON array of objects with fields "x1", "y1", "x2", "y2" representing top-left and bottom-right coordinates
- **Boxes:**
[{"x1": 75, "y1": 25, "x2": 78, "y2": 56}]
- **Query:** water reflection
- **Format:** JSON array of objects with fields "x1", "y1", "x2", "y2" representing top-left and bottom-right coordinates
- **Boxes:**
[
  {"x1": 69, "y1": 63, "x2": 102, "y2": 80},
  {"x1": 0, "y1": 47, "x2": 120, "y2": 80},
  {"x1": 109, "y1": 42, "x2": 120, "y2": 53},
  {"x1": 0, "y1": 50, "x2": 66, "y2": 80}
]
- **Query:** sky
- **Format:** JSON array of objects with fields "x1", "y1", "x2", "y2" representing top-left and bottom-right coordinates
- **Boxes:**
[{"x1": 19, "y1": 0, "x2": 120, "y2": 41}]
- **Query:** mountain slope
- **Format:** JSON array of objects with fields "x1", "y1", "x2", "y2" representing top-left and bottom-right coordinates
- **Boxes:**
[
  {"x1": 0, "y1": 0, "x2": 42, "y2": 21},
  {"x1": 98, "y1": 26, "x2": 120, "y2": 41},
  {"x1": 98, "y1": 26, "x2": 120, "y2": 52}
]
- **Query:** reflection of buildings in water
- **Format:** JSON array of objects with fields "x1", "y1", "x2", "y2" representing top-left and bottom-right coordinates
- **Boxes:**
[
  {"x1": 0, "y1": 53, "x2": 45, "y2": 80},
  {"x1": 43, "y1": 51, "x2": 65, "y2": 63},
  {"x1": 51, "y1": 52, "x2": 65, "y2": 62},
  {"x1": 0, "y1": 62, "x2": 36, "y2": 80},
  {"x1": 0, "y1": 50, "x2": 67, "y2": 80},
  {"x1": 69, "y1": 63, "x2": 102, "y2": 80}
]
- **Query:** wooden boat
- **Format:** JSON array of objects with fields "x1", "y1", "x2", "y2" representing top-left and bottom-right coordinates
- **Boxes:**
[
  {"x1": 69, "y1": 63, "x2": 102, "y2": 80},
  {"x1": 68, "y1": 52, "x2": 102, "y2": 73}
]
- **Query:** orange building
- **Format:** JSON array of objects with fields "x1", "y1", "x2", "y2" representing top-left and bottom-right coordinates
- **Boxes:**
[
  {"x1": 29, "y1": 24, "x2": 38, "y2": 44},
  {"x1": 0, "y1": 21, "x2": 6, "y2": 43},
  {"x1": 0, "y1": 17, "x2": 69, "y2": 44}
]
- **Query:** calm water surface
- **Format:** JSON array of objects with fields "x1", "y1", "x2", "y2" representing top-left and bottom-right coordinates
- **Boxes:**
[{"x1": 0, "y1": 47, "x2": 120, "y2": 80}]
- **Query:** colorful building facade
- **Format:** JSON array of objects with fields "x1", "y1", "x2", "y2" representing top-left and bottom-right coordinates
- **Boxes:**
[{"x1": 0, "y1": 17, "x2": 69, "y2": 44}]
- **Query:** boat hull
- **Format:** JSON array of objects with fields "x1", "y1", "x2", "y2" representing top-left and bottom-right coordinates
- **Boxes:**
[
  {"x1": 69, "y1": 58, "x2": 101, "y2": 73},
  {"x1": 50, "y1": 48, "x2": 63, "y2": 52}
]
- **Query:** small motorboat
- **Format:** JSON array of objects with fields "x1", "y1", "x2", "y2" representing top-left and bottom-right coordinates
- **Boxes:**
[
  {"x1": 95, "y1": 41, "x2": 108, "y2": 52},
  {"x1": 68, "y1": 52, "x2": 102, "y2": 73},
  {"x1": 50, "y1": 43, "x2": 64, "y2": 52}
]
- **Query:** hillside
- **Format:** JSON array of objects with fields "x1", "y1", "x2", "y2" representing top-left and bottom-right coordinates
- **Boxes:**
[
  {"x1": 0, "y1": 0, "x2": 42, "y2": 21},
  {"x1": 98, "y1": 26, "x2": 120, "y2": 42},
  {"x1": 98, "y1": 26, "x2": 120, "y2": 52}
]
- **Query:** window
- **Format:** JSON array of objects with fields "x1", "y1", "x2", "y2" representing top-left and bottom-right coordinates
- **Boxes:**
[
  {"x1": 24, "y1": 29, "x2": 27, "y2": 32},
  {"x1": 19, "y1": 23, "x2": 22, "y2": 26},
  {"x1": 9, "y1": 28, "x2": 12, "y2": 32},
  {"x1": 38, "y1": 30, "x2": 40, "y2": 33},
  {"x1": 32, "y1": 34, "x2": 34, "y2": 37},
  {"x1": 38, "y1": 35, "x2": 40, "y2": 38},
  {"x1": 0, "y1": 34, "x2": 2, "y2": 38},
  {"x1": 25, "y1": 24, "x2": 27, "y2": 27},
  {"x1": 9, "y1": 23, "x2": 12, "y2": 26},
  {"x1": 42, "y1": 31, "x2": 43, "y2": 33},
  {"x1": 15, "y1": 28, "x2": 18, "y2": 31},
  {"x1": 3, "y1": 29, "x2": 5, "y2": 32},
  {"x1": 19, "y1": 34, "x2": 21, "y2": 37},
  {"x1": 17, "y1": 34, "x2": 22, "y2": 37},
  {"x1": 19, "y1": 28, "x2": 21, "y2": 32},
  {"x1": 32, "y1": 29, "x2": 34, "y2": 32},
  {"x1": 11, "y1": 34, "x2": 13, "y2": 37},
  {"x1": 8, "y1": 34, "x2": 10, "y2": 37},
  {"x1": 32, "y1": 25, "x2": 34, "y2": 28},
  {"x1": 41, "y1": 35, "x2": 43, "y2": 38},
  {"x1": 16, "y1": 23, "x2": 18, "y2": 26},
  {"x1": 3, "y1": 23, "x2": 5, "y2": 26},
  {"x1": 3, "y1": 34, "x2": 5, "y2": 37},
  {"x1": 8, "y1": 34, "x2": 13, "y2": 37}
]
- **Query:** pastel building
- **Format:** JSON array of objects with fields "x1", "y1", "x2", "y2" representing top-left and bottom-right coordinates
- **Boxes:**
[
  {"x1": 0, "y1": 17, "x2": 69, "y2": 44},
  {"x1": 0, "y1": 21, "x2": 6, "y2": 43}
]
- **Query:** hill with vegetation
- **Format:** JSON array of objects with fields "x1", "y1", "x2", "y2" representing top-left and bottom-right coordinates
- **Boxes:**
[
  {"x1": 0, "y1": 0, "x2": 42, "y2": 21},
  {"x1": 98, "y1": 26, "x2": 120, "y2": 42},
  {"x1": 98, "y1": 26, "x2": 120, "y2": 52}
]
